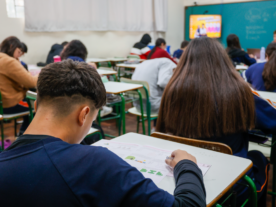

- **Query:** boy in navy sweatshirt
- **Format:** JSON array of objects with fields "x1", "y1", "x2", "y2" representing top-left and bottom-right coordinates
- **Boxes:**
[{"x1": 0, "y1": 60, "x2": 206, "y2": 207}]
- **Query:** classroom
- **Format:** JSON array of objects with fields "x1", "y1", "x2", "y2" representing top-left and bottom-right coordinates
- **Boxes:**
[{"x1": 0, "y1": 0, "x2": 276, "y2": 206}]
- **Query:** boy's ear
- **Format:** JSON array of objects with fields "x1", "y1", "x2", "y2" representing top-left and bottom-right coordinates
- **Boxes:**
[
  {"x1": 78, "y1": 106, "x2": 90, "y2": 126},
  {"x1": 34, "y1": 101, "x2": 37, "y2": 112}
]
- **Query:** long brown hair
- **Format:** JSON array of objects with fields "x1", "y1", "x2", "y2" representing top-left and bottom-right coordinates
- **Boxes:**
[
  {"x1": 156, "y1": 37, "x2": 255, "y2": 138},
  {"x1": 226, "y1": 34, "x2": 242, "y2": 52},
  {"x1": 0, "y1": 36, "x2": 23, "y2": 57},
  {"x1": 262, "y1": 43, "x2": 276, "y2": 91}
]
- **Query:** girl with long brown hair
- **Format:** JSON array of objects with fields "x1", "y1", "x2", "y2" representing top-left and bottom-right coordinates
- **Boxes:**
[
  {"x1": 243, "y1": 42, "x2": 276, "y2": 92},
  {"x1": 156, "y1": 37, "x2": 268, "y2": 206}
]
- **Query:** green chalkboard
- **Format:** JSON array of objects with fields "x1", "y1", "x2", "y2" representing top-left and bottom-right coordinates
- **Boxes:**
[{"x1": 185, "y1": 0, "x2": 276, "y2": 50}]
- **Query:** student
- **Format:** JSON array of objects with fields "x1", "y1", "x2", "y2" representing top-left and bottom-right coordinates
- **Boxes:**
[
  {"x1": 45, "y1": 41, "x2": 68, "y2": 64},
  {"x1": 274, "y1": 30, "x2": 276, "y2": 43},
  {"x1": 60, "y1": 40, "x2": 97, "y2": 69},
  {"x1": 195, "y1": 25, "x2": 200, "y2": 38},
  {"x1": 132, "y1": 58, "x2": 176, "y2": 114},
  {"x1": 226, "y1": 34, "x2": 256, "y2": 66},
  {"x1": 20, "y1": 42, "x2": 28, "y2": 70},
  {"x1": 173, "y1": 41, "x2": 189, "y2": 59},
  {"x1": 0, "y1": 36, "x2": 37, "y2": 135},
  {"x1": 242, "y1": 43, "x2": 276, "y2": 92},
  {"x1": 148, "y1": 38, "x2": 177, "y2": 64},
  {"x1": 130, "y1": 34, "x2": 152, "y2": 59},
  {"x1": 156, "y1": 37, "x2": 269, "y2": 206},
  {"x1": 0, "y1": 60, "x2": 206, "y2": 207}
]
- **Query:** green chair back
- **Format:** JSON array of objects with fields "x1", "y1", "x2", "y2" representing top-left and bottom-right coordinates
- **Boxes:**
[
  {"x1": 26, "y1": 91, "x2": 37, "y2": 121},
  {"x1": 120, "y1": 78, "x2": 150, "y2": 100}
]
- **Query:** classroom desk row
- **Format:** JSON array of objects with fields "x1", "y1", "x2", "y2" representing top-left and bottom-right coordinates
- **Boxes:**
[{"x1": 93, "y1": 132, "x2": 253, "y2": 207}]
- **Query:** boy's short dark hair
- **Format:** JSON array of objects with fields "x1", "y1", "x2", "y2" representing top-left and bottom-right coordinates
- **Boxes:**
[
  {"x1": 37, "y1": 60, "x2": 106, "y2": 116},
  {"x1": 181, "y1": 40, "x2": 189, "y2": 49},
  {"x1": 274, "y1": 30, "x2": 276, "y2": 35}
]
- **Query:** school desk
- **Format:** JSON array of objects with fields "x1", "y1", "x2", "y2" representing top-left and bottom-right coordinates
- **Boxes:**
[
  {"x1": 112, "y1": 132, "x2": 254, "y2": 207},
  {"x1": 104, "y1": 82, "x2": 143, "y2": 134}
]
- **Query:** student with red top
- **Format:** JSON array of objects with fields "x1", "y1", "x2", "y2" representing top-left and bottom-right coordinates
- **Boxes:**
[{"x1": 148, "y1": 38, "x2": 177, "y2": 64}]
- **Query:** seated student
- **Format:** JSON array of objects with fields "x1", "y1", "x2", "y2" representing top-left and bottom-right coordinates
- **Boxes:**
[
  {"x1": 130, "y1": 34, "x2": 152, "y2": 59},
  {"x1": 132, "y1": 58, "x2": 176, "y2": 114},
  {"x1": 173, "y1": 40, "x2": 189, "y2": 59},
  {"x1": 45, "y1": 41, "x2": 68, "y2": 65},
  {"x1": 226, "y1": 34, "x2": 256, "y2": 66},
  {"x1": 156, "y1": 37, "x2": 269, "y2": 206},
  {"x1": 60, "y1": 40, "x2": 97, "y2": 69},
  {"x1": 0, "y1": 36, "x2": 38, "y2": 135},
  {"x1": 0, "y1": 60, "x2": 206, "y2": 207},
  {"x1": 148, "y1": 38, "x2": 177, "y2": 64},
  {"x1": 274, "y1": 30, "x2": 276, "y2": 43},
  {"x1": 242, "y1": 42, "x2": 276, "y2": 92},
  {"x1": 20, "y1": 42, "x2": 28, "y2": 70}
]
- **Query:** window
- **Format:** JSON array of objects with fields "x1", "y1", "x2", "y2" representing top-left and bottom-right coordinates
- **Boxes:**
[{"x1": 6, "y1": 0, "x2": 25, "y2": 18}]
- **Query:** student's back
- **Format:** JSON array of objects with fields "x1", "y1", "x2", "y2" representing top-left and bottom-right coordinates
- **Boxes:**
[
  {"x1": 0, "y1": 136, "x2": 172, "y2": 207},
  {"x1": 132, "y1": 58, "x2": 176, "y2": 113}
]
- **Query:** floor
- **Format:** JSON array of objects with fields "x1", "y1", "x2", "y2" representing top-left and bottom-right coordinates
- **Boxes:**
[{"x1": 0, "y1": 103, "x2": 274, "y2": 206}]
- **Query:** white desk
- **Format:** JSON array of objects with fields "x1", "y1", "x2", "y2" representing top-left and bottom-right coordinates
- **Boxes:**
[
  {"x1": 256, "y1": 91, "x2": 276, "y2": 102},
  {"x1": 104, "y1": 82, "x2": 143, "y2": 134},
  {"x1": 236, "y1": 65, "x2": 248, "y2": 70},
  {"x1": 86, "y1": 127, "x2": 100, "y2": 137},
  {"x1": 104, "y1": 82, "x2": 142, "y2": 94},
  {"x1": 86, "y1": 58, "x2": 109, "y2": 63},
  {"x1": 116, "y1": 63, "x2": 141, "y2": 69},
  {"x1": 97, "y1": 69, "x2": 117, "y2": 76},
  {"x1": 112, "y1": 133, "x2": 252, "y2": 206}
]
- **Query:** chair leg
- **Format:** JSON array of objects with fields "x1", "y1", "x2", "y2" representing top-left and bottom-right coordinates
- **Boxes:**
[
  {"x1": 242, "y1": 175, "x2": 257, "y2": 207},
  {"x1": 136, "y1": 116, "x2": 140, "y2": 133},
  {"x1": 14, "y1": 119, "x2": 17, "y2": 137}
]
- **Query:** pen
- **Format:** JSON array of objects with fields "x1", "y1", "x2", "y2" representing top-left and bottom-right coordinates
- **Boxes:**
[{"x1": 166, "y1": 156, "x2": 173, "y2": 160}]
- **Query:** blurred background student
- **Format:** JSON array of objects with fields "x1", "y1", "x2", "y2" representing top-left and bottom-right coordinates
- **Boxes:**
[
  {"x1": 147, "y1": 38, "x2": 177, "y2": 64},
  {"x1": 130, "y1": 34, "x2": 152, "y2": 59},
  {"x1": 0, "y1": 36, "x2": 38, "y2": 135},
  {"x1": 173, "y1": 40, "x2": 189, "y2": 60},
  {"x1": 44, "y1": 41, "x2": 68, "y2": 65},
  {"x1": 20, "y1": 42, "x2": 28, "y2": 70},
  {"x1": 273, "y1": 30, "x2": 276, "y2": 43},
  {"x1": 242, "y1": 42, "x2": 276, "y2": 92},
  {"x1": 226, "y1": 34, "x2": 256, "y2": 66}
]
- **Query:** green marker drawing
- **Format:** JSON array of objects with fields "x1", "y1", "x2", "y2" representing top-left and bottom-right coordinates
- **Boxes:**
[
  {"x1": 125, "y1": 156, "x2": 135, "y2": 160},
  {"x1": 140, "y1": 169, "x2": 147, "y2": 173},
  {"x1": 148, "y1": 170, "x2": 156, "y2": 174},
  {"x1": 156, "y1": 172, "x2": 163, "y2": 176}
]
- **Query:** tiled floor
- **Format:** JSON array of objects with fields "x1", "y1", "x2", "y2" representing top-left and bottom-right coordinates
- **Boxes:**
[{"x1": 0, "y1": 104, "x2": 274, "y2": 206}]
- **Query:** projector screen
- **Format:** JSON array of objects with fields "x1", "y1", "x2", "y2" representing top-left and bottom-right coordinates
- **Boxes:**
[{"x1": 189, "y1": 15, "x2": 222, "y2": 39}]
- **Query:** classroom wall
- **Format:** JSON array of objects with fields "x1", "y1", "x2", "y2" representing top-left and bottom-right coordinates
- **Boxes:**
[{"x1": 0, "y1": 0, "x2": 186, "y2": 64}]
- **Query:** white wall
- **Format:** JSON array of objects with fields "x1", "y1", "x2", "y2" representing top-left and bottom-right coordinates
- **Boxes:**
[{"x1": 0, "y1": 0, "x2": 186, "y2": 64}]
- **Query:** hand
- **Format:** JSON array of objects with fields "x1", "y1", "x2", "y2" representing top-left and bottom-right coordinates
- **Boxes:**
[
  {"x1": 88, "y1": 62, "x2": 97, "y2": 69},
  {"x1": 249, "y1": 54, "x2": 255, "y2": 59},
  {"x1": 165, "y1": 149, "x2": 197, "y2": 169}
]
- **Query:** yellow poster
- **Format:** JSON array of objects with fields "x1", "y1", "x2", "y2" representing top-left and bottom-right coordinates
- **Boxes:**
[{"x1": 190, "y1": 15, "x2": 222, "y2": 39}]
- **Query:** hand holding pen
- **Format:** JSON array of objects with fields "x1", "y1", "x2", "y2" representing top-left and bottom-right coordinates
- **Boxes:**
[{"x1": 165, "y1": 150, "x2": 197, "y2": 169}]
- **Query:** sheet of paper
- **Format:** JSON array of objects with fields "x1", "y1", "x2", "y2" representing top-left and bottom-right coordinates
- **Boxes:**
[{"x1": 92, "y1": 140, "x2": 211, "y2": 184}]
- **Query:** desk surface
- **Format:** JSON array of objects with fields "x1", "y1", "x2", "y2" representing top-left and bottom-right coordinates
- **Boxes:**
[
  {"x1": 97, "y1": 69, "x2": 117, "y2": 76},
  {"x1": 116, "y1": 63, "x2": 141, "y2": 69},
  {"x1": 113, "y1": 133, "x2": 252, "y2": 206},
  {"x1": 87, "y1": 58, "x2": 109, "y2": 63},
  {"x1": 104, "y1": 82, "x2": 143, "y2": 94},
  {"x1": 236, "y1": 65, "x2": 249, "y2": 70},
  {"x1": 257, "y1": 91, "x2": 276, "y2": 102}
]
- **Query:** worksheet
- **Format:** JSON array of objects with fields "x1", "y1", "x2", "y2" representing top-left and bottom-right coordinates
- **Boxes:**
[{"x1": 92, "y1": 140, "x2": 211, "y2": 184}]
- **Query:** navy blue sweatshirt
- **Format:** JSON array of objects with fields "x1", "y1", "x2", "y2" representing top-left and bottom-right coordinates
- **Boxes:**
[{"x1": 0, "y1": 135, "x2": 206, "y2": 207}]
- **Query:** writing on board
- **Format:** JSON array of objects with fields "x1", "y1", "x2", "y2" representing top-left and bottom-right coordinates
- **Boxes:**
[{"x1": 246, "y1": 26, "x2": 267, "y2": 40}]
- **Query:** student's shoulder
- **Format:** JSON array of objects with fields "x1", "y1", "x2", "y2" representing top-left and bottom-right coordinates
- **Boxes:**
[{"x1": 247, "y1": 62, "x2": 265, "y2": 75}]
